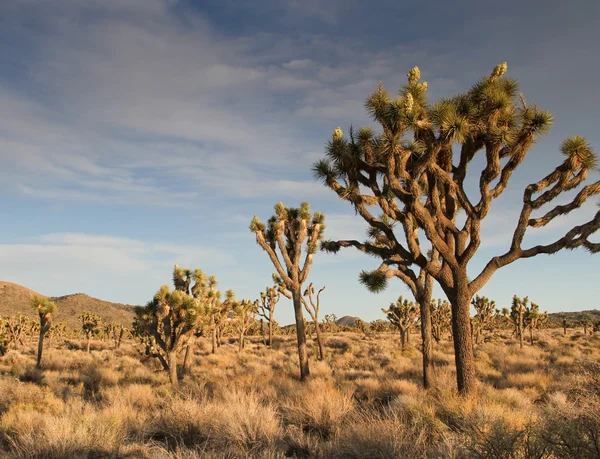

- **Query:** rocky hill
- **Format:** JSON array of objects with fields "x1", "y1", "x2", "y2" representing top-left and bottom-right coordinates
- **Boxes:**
[
  {"x1": 336, "y1": 315, "x2": 361, "y2": 327},
  {"x1": 0, "y1": 281, "x2": 136, "y2": 329}
]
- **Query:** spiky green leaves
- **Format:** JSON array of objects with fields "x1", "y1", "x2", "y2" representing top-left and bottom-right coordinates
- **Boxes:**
[
  {"x1": 359, "y1": 270, "x2": 388, "y2": 293},
  {"x1": 30, "y1": 295, "x2": 57, "y2": 317},
  {"x1": 561, "y1": 136, "x2": 598, "y2": 170},
  {"x1": 249, "y1": 215, "x2": 265, "y2": 233},
  {"x1": 521, "y1": 107, "x2": 553, "y2": 136},
  {"x1": 365, "y1": 82, "x2": 391, "y2": 123}
]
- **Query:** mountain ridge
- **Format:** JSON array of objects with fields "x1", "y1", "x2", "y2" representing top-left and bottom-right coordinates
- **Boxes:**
[{"x1": 0, "y1": 281, "x2": 136, "y2": 329}]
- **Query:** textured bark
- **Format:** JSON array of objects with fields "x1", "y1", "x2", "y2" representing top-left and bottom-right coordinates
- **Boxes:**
[
  {"x1": 449, "y1": 278, "x2": 477, "y2": 395},
  {"x1": 418, "y1": 296, "x2": 434, "y2": 389},
  {"x1": 269, "y1": 316, "x2": 274, "y2": 348},
  {"x1": 183, "y1": 339, "x2": 194, "y2": 374},
  {"x1": 239, "y1": 330, "x2": 245, "y2": 352},
  {"x1": 36, "y1": 329, "x2": 46, "y2": 369},
  {"x1": 399, "y1": 328, "x2": 407, "y2": 351},
  {"x1": 86, "y1": 337, "x2": 91, "y2": 353},
  {"x1": 168, "y1": 351, "x2": 178, "y2": 387},
  {"x1": 293, "y1": 289, "x2": 310, "y2": 380},
  {"x1": 211, "y1": 327, "x2": 217, "y2": 354},
  {"x1": 314, "y1": 321, "x2": 324, "y2": 361}
]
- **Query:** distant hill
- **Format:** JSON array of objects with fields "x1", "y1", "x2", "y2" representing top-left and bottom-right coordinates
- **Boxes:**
[
  {"x1": 548, "y1": 309, "x2": 600, "y2": 324},
  {"x1": 0, "y1": 281, "x2": 136, "y2": 329},
  {"x1": 336, "y1": 315, "x2": 361, "y2": 327}
]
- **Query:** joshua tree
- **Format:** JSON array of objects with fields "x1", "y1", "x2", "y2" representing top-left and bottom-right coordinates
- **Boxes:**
[
  {"x1": 353, "y1": 318, "x2": 366, "y2": 333},
  {"x1": 111, "y1": 322, "x2": 126, "y2": 349},
  {"x1": 562, "y1": 318, "x2": 568, "y2": 336},
  {"x1": 301, "y1": 283, "x2": 326, "y2": 360},
  {"x1": 506, "y1": 296, "x2": 528, "y2": 349},
  {"x1": 257, "y1": 284, "x2": 281, "y2": 348},
  {"x1": 524, "y1": 302, "x2": 546, "y2": 345},
  {"x1": 234, "y1": 298, "x2": 256, "y2": 352},
  {"x1": 471, "y1": 296, "x2": 496, "y2": 344},
  {"x1": 313, "y1": 63, "x2": 600, "y2": 393},
  {"x1": 0, "y1": 318, "x2": 7, "y2": 356},
  {"x1": 80, "y1": 311, "x2": 101, "y2": 353},
  {"x1": 5, "y1": 314, "x2": 28, "y2": 350},
  {"x1": 324, "y1": 314, "x2": 338, "y2": 333},
  {"x1": 30, "y1": 295, "x2": 57, "y2": 369},
  {"x1": 431, "y1": 298, "x2": 452, "y2": 343},
  {"x1": 322, "y1": 230, "x2": 437, "y2": 388},
  {"x1": 133, "y1": 277, "x2": 205, "y2": 386},
  {"x1": 250, "y1": 202, "x2": 325, "y2": 381},
  {"x1": 383, "y1": 296, "x2": 420, "y2": 350},
  {"x1": 581, "y1": 318, "x2": 592, "y2": 335},
  {"x1": 47, "y1": 322, "x2": 68, "y2": 347}
]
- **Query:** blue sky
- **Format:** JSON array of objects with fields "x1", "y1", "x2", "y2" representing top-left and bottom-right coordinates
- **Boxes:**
[{"x1": 0, "y1": 0, "x2": 598, "y2": 324}]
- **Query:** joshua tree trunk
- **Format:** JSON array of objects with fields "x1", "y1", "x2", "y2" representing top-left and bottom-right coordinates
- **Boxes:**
[
  {"x1": 239, "y1": 329, "x2": 245, "y2": 352},
  {"x1": 168, "y1": 351, "x2": 178, "y2": 387},
  {"x1": 36, "y1": 327, "x2": 48, "y2": 369},
  {"x1": 211, "y1": 326, "x2": 217, "y2": 354},
  {"x1": 292, "y1": 289, "x2": 310, "y2": 380},
  {"x1": 563, "y1": 325, "x2": 566, "y2": 335},
  {"x1": 269, "y1": 316, "x2": 274, "y2": 348},
  {"x1": 399, "y1": 328, "x2": 407, "y2": 351},
  {"x1": 519, "y1": 319, "x2": 524, "y2": 349},
  {"x1": 183, "y1": 339, "x2": 194, "y2": 375},
  {"x1": 448, "y1": 279, "x2": 477, "y2": 395},
  {"x1": 314, "y1": 321, "x2": 324, "y2": 361},
  {"x1": 86, "y1": 335, "x2": 91, "y2": 353},
  {"x1": 529, "y1": 326, "x2": 534, "y2": 345},
  {"x1": 418, "y1": 295, "x2": 434, "y2": 389}
]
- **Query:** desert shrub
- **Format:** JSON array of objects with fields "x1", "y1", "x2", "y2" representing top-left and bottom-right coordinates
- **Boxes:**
[{"x1": 282, "y1": 379, "x2": 353, "y2": 439}]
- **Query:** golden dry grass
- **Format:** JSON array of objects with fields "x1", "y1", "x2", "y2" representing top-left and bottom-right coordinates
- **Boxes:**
[{"x1": 0, "y1": 329, "x2": 598, "y2": 458}]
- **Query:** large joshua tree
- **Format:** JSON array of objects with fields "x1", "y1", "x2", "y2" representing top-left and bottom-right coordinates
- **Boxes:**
[
  {"x1": 313, "y1": 63, "x2": 600, "y2": 394},
  {"x1": 30, "y1": 295, "x2": 57, "y2": 369},
  {"x1": 250, "y1": 202, "x2": 325, "y2": 381}
]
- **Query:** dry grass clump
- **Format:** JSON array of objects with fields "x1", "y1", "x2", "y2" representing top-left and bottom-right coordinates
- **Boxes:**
[{"x1": 282, "y1": 378, "x2": 354, "y2": 440}]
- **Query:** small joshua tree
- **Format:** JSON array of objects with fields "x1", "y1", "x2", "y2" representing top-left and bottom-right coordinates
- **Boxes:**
[
  {"x1": 581, "y1": 318, "x2": 592, "y2": 335},
  {"x1": 301, "y1": 283, "x2": 326, "y2": 360},
  {"x1": 324, "y1": 314, "x2": 338, "y2": 333},
  {"x1": 80, "y1": 311, "x2": 101, "y2": 353},
  {"x1": 250, "y1": 202, "x2": 325, "y2": 381},
  {"x1": 471, "y1": 295, "x2": 496, "y2": 344},
  {"x1": 562, "y1": 318, "x2": 568, "y2": 336},
  {"x1": 383, "y1": 296, "x2": 420, "y2": 351},
  {"x1": 5, "y1": 314, "x2": 28, "y2": 350},
  {"x1": 0, "y1": 317, "x2": 7, "y2": 356},
  {"x1": 234, "y1": 298, "x2": 256, "y2": 352},
  {"x1": 257, "y1": 283, "x2": 281, "y2": 348},
  {"x1": 133, "y1": 277, "x2": 205, "y2": 386},
  {"x1": 524, "y1": 302, "x2": 546, "y2": 345},
  {"x1": 431, "y1": 299, "x2": 452, "y2": 343},
  {"x1": 30, "y1": 295, "x2": 57, "y2": 368},
  {"x1": 111, "y1": 322, "x2": 126, "y2": 349},
  {"x1": 506, "y1": 295, "x2": 531, "y2": 349},
  {"x1": 353, "y1": 318, "x2": 366, "y2": 334},
  {"x1": 314, "y1": 63, "x2": 600, "y2": 394}
]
